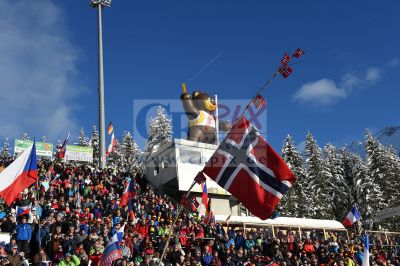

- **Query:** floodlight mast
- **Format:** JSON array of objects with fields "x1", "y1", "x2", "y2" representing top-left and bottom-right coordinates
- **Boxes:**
[{"x1": 90, "y1": 0, "x2": 111, "y2": 168}]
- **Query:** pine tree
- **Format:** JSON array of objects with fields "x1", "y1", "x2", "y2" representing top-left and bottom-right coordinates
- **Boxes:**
[
  {"x1": 324, "y1": 144, "x2": 349, "y2": 220},
  {"x1": 122, "y1": 131, "x2": 144, "y2": 174},
  {"x1": 41, "y1": 136, "x2": 47, "y2": 143},
  {"x1": 21, "y1": 132, "x2": 30, "y2": 141},
  {"x1": 108, "y1": 138, "x2": 123, "y2": 169},
  {"x1": 91, "y1": 125, "x2": 100, "y2": 166},
  {"x1": 78, "y1": 128, "x2": 90, "y2": 147},
  {"x1": 0, "y1": 138, "x2": 12, "y2": 162},
  {"x1": 304, "y1": 132, "x2": 331, "y2": 219},
  {"x1": 280, "y1": 135, "x2": 311, "y2": 218},
  {"x1": 145, "y1": 106, "x2": 173, "y2": 153}
]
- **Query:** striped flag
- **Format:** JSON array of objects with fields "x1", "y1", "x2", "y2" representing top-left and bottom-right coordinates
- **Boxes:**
[
  {"x1": 362, "y1": 235, "x2": 370, "y2": 266},
  {"x1": 17, "y1": 203, "x2": 32, "y2": 216},
  {"x1": 57, "y1": 132, "x2": 69, "y2": 159},
  {"x1": 342, "y1": 206, "x2": 361, "y2": 227},
  {"x1": 108, "y1": 122, "x2": 114, "y2": 135},
  {"x1": 202, "y1": 182, "x2": 208, "y2": 211},
  {"x1": 0, "y1": 142, "x2": 38, "y2": 206}
]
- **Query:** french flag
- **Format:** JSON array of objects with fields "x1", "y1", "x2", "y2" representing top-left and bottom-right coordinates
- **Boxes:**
[
  {"x1": 202, "y1": 182, "x2": 208, "y2": 210},
  {"x1": 342, "y1": 206, "x2": 361, "y2": 227},
  {"x1": 100, "y1": 224, "x2": 125, "y2": 266},
  {"x1": 17, "y1": 203, "x2": 32, "y2": 216},
  {"x1": 0, "y1": 142, "x2": 38, "y2": 206},
  {"x1": 120, "y1": 180, "x2": 136, "y2": 206},
  {"x1": 362, "y1": 234, "x2": 370, "y2": 266}
]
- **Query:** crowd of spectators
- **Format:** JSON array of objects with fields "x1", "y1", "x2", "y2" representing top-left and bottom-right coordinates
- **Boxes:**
[{"x1": 0, "y1": 159, "x2": 399, "y2": 266}]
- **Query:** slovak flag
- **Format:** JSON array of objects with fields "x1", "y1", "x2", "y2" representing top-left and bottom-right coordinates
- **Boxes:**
[
  {"x1": 342, "y1": 206, "x2": 361, "y2": 227},
  {"x1": 17, "y1": 203, "x2": 32, "y2": 216},
  {"x1": 202, "y1": 116, "x2": 296, "y2": 220},
  {"x1": 100, "y1": 226, "x2": 125, "y2": 266},
  {"x1": 120, "y1": 180, "x2": 136, "y2": 206},
  {"x1": 362, "y1": 234, "x2": 370, "y2": 266},
  {"x1": 0, "y1": 142, "x2": 38, "y2": 206},
  {"x1": 202, "y1": 182, "x2": 209, "y2": 211}
]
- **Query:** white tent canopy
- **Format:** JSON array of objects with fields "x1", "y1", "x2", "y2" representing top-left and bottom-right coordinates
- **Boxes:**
[{"x1": 215, "y1": 215, "x2": 345, "y2": 230}]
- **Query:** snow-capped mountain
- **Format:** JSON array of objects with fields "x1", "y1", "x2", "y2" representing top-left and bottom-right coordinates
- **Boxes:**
[{"x1": 346, "y1": 126, "x2": 400, "y2": 157}]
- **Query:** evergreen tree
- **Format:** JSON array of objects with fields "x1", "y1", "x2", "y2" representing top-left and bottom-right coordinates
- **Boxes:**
[
  {"x1": 122, "y1": 131, "x2": 144, "y2": 174},
  {"x1": 304, "y1": 132, "x2": 331, "y2": 219},
  {"x1": 78, "y1": 127, "x2": 90, "y2": 147},
  {"x1": 280, "y1": 135, "x2": 311, "y2": 218},
  {"x1": 145, "y1": 106, "x2": 173, "y2": 153},
  {"x1": 108, "y1": 138, "x2": 123, "y2": 169},
  {"x1": 324, "y1": 144, "x2": 349, "y2": 220},
  {"x1": 91, "y1": 125, "x2": 100, "y2": 166},
  {"x1": 0, "y1": 138, "x2": 12, "y2": 162},
  {"x1": 21, "y1": 132, "x2": 30, "y2": 141},
  {"x1": 41, "y1": 136, "x2": 47, "y2": 143}
]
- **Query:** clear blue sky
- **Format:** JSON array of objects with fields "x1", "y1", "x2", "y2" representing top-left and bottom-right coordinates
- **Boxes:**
[{"x1": 0, "y1": 0, "x2": 399, "y2": 151}]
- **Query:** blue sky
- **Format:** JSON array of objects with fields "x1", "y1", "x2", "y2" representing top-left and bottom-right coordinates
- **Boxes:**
[{"x1": 0, "y1": 0, "x2": 399, "y2": 151}]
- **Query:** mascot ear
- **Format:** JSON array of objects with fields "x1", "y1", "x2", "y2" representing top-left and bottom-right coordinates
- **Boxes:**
[{"x1": 192, "y1": 90, "x2": 201, "y2": 99}]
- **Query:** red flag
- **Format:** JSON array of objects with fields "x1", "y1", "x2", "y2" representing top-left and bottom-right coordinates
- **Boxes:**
[
  {"x1": 252, "y1": 94, "x2": 266, "y2": 109},
  {"x1": 202, "y1": 182, "x2": 209, "y2": 210},
  {"x1": 202, "y1": 117, "x2": 296, "y2": 220},
  {"x1": 57, "y1": 132, "x2": 69, "y2": 159},
  {"x1": 292, "y1": 48, "x2": 305, "y2": 58},
  {"x1": 279, "y1": 65, "x2": 293, "y2": 78},
  {"x1": 281, "y1": 52, "x2": 292, "y2": 66},
  {"x1": 194, "y1": 171, "x2": 206, "y2": 184}
]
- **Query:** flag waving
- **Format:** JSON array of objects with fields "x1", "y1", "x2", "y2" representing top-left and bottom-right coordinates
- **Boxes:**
[
  {"x1": 201, "y1": 117, "x2": 296, "y2": 220},
  {"x1": 362, "y1": 235, "x2": 370, "y2": 266},
  {"x1": 0, "y1": 142, "x2": 38, "y2": 206},
  {"x1": 120, "y1": 180, "x2": 136, "y2": 206},
  {"x1": 57, "y1": 132, "x2": 69, "y2": 159},
  {"x1": 108, "y1": 122, "x2": 114, "y2": 135},
  {"x1": 342, "y1": 206, "x2": 361, "y2": 227}
]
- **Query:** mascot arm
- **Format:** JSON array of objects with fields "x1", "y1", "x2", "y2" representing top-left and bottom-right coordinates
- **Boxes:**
[
  {"x1": 181, "y1": 92, "x2": 199, "y2": 120},
  {"x1": 218, "y1": 120, "x2": 231, "y2": 132}
]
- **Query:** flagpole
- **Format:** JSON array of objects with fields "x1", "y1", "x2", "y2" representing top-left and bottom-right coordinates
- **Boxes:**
[{"x1": 160, "y1": 180, "x2": 197, "y2": 261}]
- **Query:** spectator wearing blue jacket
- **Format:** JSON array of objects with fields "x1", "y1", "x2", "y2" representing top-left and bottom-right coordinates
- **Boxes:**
[
  {"x1": 235, "y1": 231, "x2": 246, "y2": 250},
  {"x1": 16, "y1": 216, "x2": 32, "y2": 255}
]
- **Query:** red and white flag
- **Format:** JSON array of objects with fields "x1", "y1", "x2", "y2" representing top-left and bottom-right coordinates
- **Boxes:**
[
  {"x1": 201, "y1": 117, "x2": 296, "y2": 220},
  {"x1": 279, "y1": 65, "x2": 293, "y2": 78},
  {"x1": 252, "y1": 94, "x2": 266, "y2": 109},
  {"x1": 0, "y1": 142, "x2": 38, "y2": 206},
  {"x1": 281, "y1": 52, "x2": 292, "y2": 66},
  {"x1": 292, "y1": 48, "x2": 305, "y2": 58},
  {"x1": 106, "y1": 133, "x2": 117, "y2": 157}
]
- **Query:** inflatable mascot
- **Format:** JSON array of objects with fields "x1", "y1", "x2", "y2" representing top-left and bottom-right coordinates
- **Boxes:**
[{"x1": 180, "y1": 84, "x2": 230, "y2": 144}]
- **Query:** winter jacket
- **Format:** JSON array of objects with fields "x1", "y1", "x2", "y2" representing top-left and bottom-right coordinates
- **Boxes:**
[
  {"x1": 235, "y1": 235, "x2": 245, "y2": 249},
  {"x1": 16, "y1": 223, "x2": 32, "y2": 241},
  {"x1": 59, "y1": 255, "x2": 80, "y2": 266}
]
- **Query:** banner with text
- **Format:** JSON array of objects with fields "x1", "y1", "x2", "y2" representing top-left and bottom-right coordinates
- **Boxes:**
[
  {"x1": 14, "y1": 139, "x2": 53, "y2": 158},
  {"x1": 65, "y1": 145, "x2": 93, "y2": 162}
]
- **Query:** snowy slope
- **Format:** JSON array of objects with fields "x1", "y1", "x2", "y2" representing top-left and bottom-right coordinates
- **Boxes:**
[{"x1": 346, "y1": 126, "x2": 400, "y2": 157}]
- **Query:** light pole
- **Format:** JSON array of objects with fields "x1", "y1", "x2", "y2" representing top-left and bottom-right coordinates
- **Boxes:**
[{"x1": 90, "y1": 0, "x2": 111, "y2": 168}]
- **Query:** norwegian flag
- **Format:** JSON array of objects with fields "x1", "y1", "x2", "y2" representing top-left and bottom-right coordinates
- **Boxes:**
[
  {"x1": 292, "y1": 48, "x2": 305, "y2": 58},
  {"x1": 279, "y1": 65, "x2": 293, "y2": 78},
  {"x1": 281, "y1": 52, "x2": 292, "y2": 66},
  {"x1": 202, "y1": 116, "x2": 296, "y2": 220},
  {"x1": 57, "y1": 132, "x2": 70, "y2": 159},
  {"x1": 252, "y1": 94, "x2": 266, "y2": 109},
  {"x1": 194, "y1": 171, "x2": 206, "y2": 184}
]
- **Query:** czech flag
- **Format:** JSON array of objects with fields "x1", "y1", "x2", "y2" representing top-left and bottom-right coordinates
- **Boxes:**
[
  {"x1": 57, "y1": 132, "x2": 69, "y2": 159},
  {"x1": 0, "y1": 142, "x2": 38, "y2": 206},
  {"x1": 120, "y1": 180, "x2": 136, "y2": 206},
  {"x1": 17, "y1": 203, "x2": 32, "y2": 216},
  {"x1": 342, "y1": 206, "x2": 361, "y2": 227},
  {"x1": 202, "y1": 182, "x2": 208, "y2": 210},
  {"x1": 362, "y1": 234, "x2": 370, "y2": 266},
  {"x1": 108, "y1": 122, "x2": 114, "y2": 135}
]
